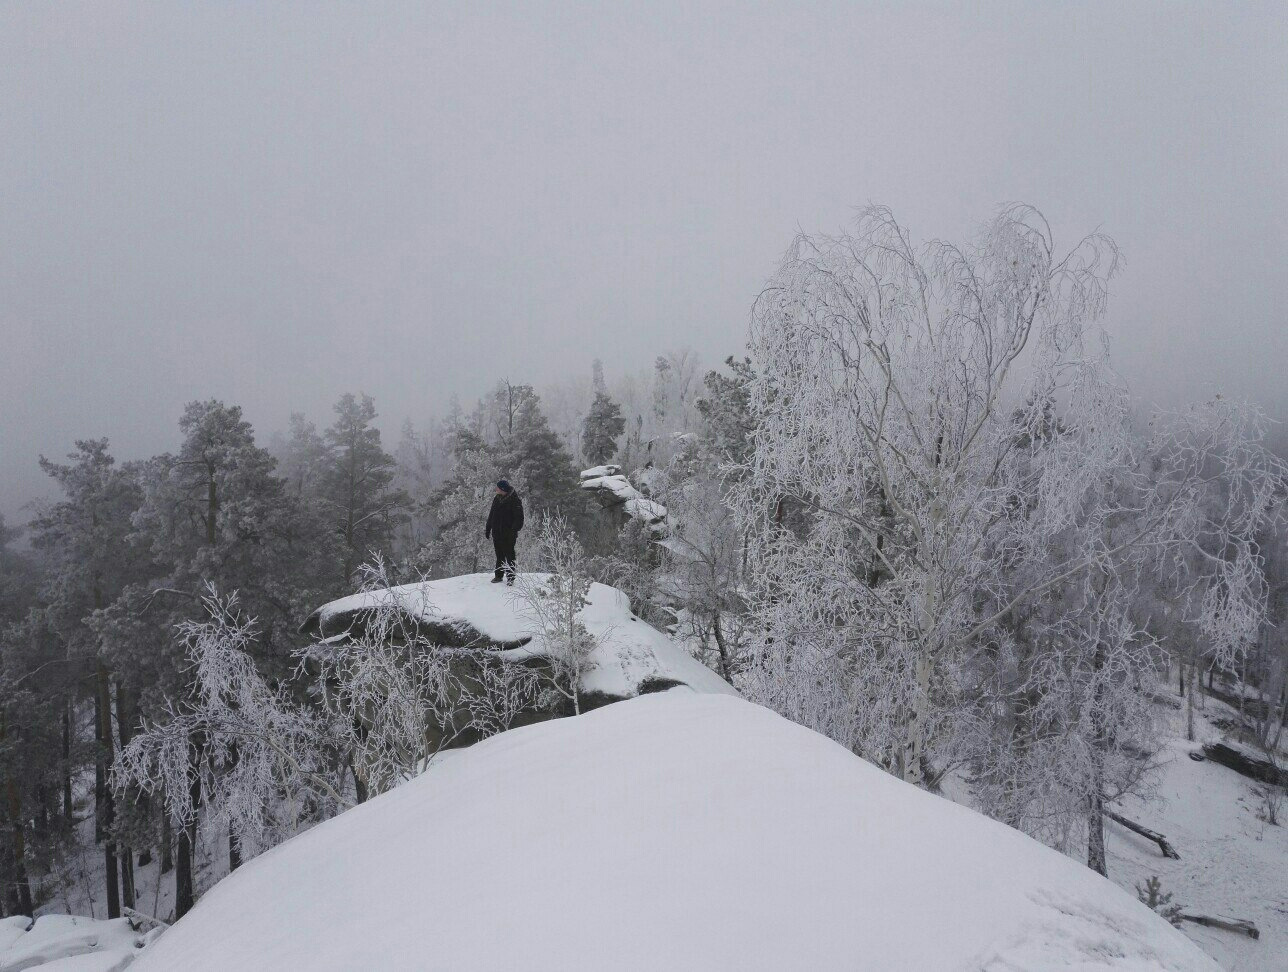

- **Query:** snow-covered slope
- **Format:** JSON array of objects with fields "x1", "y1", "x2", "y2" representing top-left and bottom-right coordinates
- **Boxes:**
[
  {"x1": 303, "y1": 572, "x2": 735, "y2": 700},
  {"x1": 1103, "y1": 694, "x2": 1288, "y2": 970},
  {"x1": 130, "y1": 692, "x2": 1215, "y2": 971}
]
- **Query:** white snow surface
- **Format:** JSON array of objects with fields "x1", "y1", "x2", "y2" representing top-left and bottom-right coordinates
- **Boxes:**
[
  {"x1": 23, "y1": 953, "x2": 136, "y2": 972},
  {"x1": 0, "y1": 917, "x2": 141, "y2": 972},
  {"x1": 578, "y1": 464, "x2": 622, "y2": 480},
  {"x1": 0, "y1": 920, "x2": 30, "y2": 956},
  {"x1": 131, "y1": 692, "x2": 1215, "y2": 971},
  {"x1": 311, "y1": 572, "x2": 735, "y2": 700},
  {"x1": 1102, "y1": 693, "x2": 1288, "y2": 970}
]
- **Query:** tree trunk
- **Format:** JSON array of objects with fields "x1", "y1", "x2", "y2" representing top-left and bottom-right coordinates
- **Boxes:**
[
  {"x1": 1185, "y1": 654, "x2": 1196, "y2": 742},
  {"x1": 114, "y1": 682, "x2": 136, "y2": 908},
  {"x1": 1104, "y1": 809, "x2": 1180, "y2": 859},
  {"x1": 228, "y1": 822, "x2": 241, "y2": 873},
  {"x1": 1086, "y1": 791, "x2": 1108, "y2": 876},
  {"x1": 174, "y1": 740, "x2": 202, "y2": 920},
  {"x1": 903, "y1": 644, "x2": 932, "y2": 786},
  {"x1": 903, "y1": 567, "x2": 939, "y2": 787},
  {"x1": 1178, "y1": 913, "x2": 1260, "y2": 939},
  {"x1": 95, "y1": 664, "x2": 120, "y2": 919},
  {"x1": 1086, "y1": 621, "x2": 1111, "y2": 878},
  {"x1": 226, "y1": 742, "x2": 241, "y2": 872},
  {"x1": 174, "y1": 816, "x2": 194, "y2": 920},
  {"x1": 119, "y1": 848, "x2": 136, "y2": 910},
  {"x1": 1201, "y1": 742, "x2": 1287, "y2": 786},
  {"x1": 2, "y1": 754, "x2": 34, "y2": 916},
  {"x1": 711, "y1": 613, "x2": 732, "y2": 682},
  {"x1": 160, "y1": 813, "x2": 173, "y2": 875},
  {"x1": 1, "y1": 817, "x2": 33, "y2": 917},
  {"x1": 61, "y1": 703, "x2": 74, "y2": 823},
  {"x1": 351, "y1": 758, "x2": 368, "y2": 805}
]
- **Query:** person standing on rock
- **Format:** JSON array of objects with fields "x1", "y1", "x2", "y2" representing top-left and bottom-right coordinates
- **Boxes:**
[{"x1": 485, "y1": 479, "x2": 524, "y2": 585}]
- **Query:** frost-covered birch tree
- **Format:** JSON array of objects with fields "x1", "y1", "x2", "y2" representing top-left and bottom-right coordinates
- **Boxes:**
[
  {"x1": 734, "y1": 200, "x2": 1287, "y2": 869},
  {"x1": 734, "y1": 204, "x2": 1125, "y2": 785},
  {"x1": 300, "y1": 560, "x2": 542, "y2": 799},
  {"x1": 112, "y1": 588, "x2": 344, "y2": 865},
  {"x1": 516, "y1": 517, "x2": 600, "y2": 715}
]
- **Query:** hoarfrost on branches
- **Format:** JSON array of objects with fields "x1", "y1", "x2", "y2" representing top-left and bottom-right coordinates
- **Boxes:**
[
  {"x1": 300, "y1": 558, "x2": 543, "y2": 797},
  {"x1": 114, "y1": 563, "x2": 547, "y2": 865},
  {"x1": 515, "y1": 517, "x2": 601, "y2": 715},
  {"x1": 732, "y1": 201, "x2": 1287, "y2": 839},
  {"x1": 112, "y1": 586, "x2": 343, "y2": 859}
]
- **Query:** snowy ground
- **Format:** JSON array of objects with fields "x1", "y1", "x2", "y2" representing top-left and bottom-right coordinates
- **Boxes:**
[
  {"x1": 1102, "y1": 694, "x2": 1288, "y2": 971},
  {"x1": 129, "y1": 691, "x2": 1211, "y2": 971},
  {"x1": 26, "y1": 773, "x2": 231, "y2": 927},
  {"x1": 15, "y1": 581, "x2": 1284, "y2": 970},
  {"x1": 0, "y1": 915, "x2": 145, "y2": 971}
]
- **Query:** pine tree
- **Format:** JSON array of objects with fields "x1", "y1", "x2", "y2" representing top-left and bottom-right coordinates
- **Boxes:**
[
  {"x1": 274, "y1": 413, "x2": 329, "y2": 500},
  {"x1": 581, "y1": 391, "x2": 626, "y2": 466},
  {"x1": 108, "y1": 401, "x2": 327, "y2": 916},
  {"x1": 32, "y1": 440, "x2": 153, "y2": 919},
  {"x1": 696, "y1": 356, "x2": 756, "y2": 464},
  {"x1": 0, "y1": 517, "x2": 51, "y2": 918},
  {"x1": 391, "y1": 419, "x2": 442, "y2": 561},
  {"x1": 418, "y1": 429, "x2": 500, "y2": 578},
  {"x1": 322, "y1": 393, "x2": 407, "y2": 586},
  {"x1": 480, "y1": 382, "x2": 581, "y2": 518},
  {"x1": 1135, "y1": 876, "x2": 1183, "y2": 925}
]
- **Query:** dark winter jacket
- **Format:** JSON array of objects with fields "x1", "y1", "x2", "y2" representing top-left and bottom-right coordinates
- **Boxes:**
[{"x1": 485, "y1": 490, "x2": 525, "y2": 539}]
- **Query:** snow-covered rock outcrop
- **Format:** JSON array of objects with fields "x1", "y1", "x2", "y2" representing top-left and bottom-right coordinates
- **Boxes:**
[
  {"x1": 579, "y1": 465, "x2": 667, "y2": 531},
  {"x1": 130, "y1": 692, "x2": 1216, "y2": 971},
  {"x1": 301, "y1": 572, "x2": 733, "y2": 702}
]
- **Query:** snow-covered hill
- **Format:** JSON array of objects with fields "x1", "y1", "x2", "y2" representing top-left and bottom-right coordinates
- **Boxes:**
[{"x1": 128, "y1": 691, "x2": 1214, "y2": 971}]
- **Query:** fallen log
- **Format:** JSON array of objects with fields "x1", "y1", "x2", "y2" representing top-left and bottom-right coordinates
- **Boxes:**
[
  {"x1": 1177, "y1": 913, "x2": 1260, "y2": 940},
  {"x1": 1201, "y1": 742, "x2": 1286, "y2": 787},
  {"x1": 1104, "y1": 809, "x2": 1180, "y2": 859}
]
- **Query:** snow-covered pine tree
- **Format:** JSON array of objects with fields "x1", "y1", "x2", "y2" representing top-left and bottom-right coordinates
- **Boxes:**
[
  {"x1": 418, "y1": 428, "x2": 512, "y2": 579},
  {"x1": 390, "y1": 418, "x2": 444, "y2": 562},
  {"x1": 323, "y1": 393, "x2": 408, "y2": 587},
  {"x1": 272, "y1": 413, "x2": 330, "y2": 501},
  {"x1": 102, "y1": 400, "x2": 329, "y2": 916},
  {"x1": 487, "y1": 382, "x2": 583, "y2": 519},
  {"x1": 581, "y1": 390, "x2": 626, "y2": 466},
  {"x1": 31, "y1": 439, "x2": 155, "y2": 917},
  {"x1": 695, "y1": 356, "x2": 756, "y2": 465}
]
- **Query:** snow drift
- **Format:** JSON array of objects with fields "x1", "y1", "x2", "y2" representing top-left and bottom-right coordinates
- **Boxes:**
[
  {"x1": 0, "y1": 916, "x2": 144, "y2": 971},
  {"x1": 301, "y1": 572, "x2": 734, "y2": 701},
  {"x1": 130, "y1": 692, "x2": 1215, "y2": 971}
]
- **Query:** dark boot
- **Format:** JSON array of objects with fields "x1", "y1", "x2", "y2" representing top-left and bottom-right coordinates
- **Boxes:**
[
  {"x1": 491, "y1": 571, "x2": 504, "y2": 584},
  {"x1": 506, "y1": 572, "x2": 515, "y2": 586}
]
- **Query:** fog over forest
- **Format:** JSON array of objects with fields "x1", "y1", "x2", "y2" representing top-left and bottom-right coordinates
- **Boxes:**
[
  {"x1": 6, "y1": 5, "x2": 1288, "y2": 970},
  {"x1": 3, "y1": 2, "x2": 1286, "y2": 527}
]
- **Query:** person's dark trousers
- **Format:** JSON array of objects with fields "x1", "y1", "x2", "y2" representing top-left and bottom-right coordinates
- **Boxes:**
[{"x1": 492, "y1": 532, "x2": 517, "y2": 580}]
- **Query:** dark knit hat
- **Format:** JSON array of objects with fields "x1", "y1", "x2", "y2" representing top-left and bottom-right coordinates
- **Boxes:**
[{"x1": 496, "y1": 480, "x2": 511, "y2": 492}]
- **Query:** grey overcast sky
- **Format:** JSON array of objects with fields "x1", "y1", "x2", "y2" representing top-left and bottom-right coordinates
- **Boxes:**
[{"x1": 2, "y1": 1, "x2": 1285, "y2": 521}]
